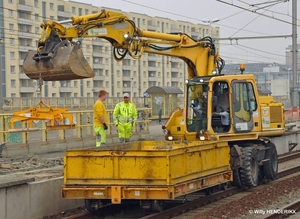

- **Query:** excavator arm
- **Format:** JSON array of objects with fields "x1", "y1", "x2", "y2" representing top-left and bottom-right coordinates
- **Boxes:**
[{"x1": 24, "y1": 10, "x2": 224, "y2": 81}]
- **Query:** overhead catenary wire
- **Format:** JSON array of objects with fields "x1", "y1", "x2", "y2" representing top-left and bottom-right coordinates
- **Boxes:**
[{"x1": 0, "y1": 2, "x2": 295, "y2": 65}]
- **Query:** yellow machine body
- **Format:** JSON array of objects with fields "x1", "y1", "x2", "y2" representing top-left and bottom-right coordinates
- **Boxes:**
[{"x1": 24, "y1": 9, "x2": 285, "y2": 208}]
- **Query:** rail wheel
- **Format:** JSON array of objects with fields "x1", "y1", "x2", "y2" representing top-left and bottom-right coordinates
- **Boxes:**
[
  {"x1": 233, "y1": 168, "x2": 243, "y2": 187},
  {"x1": 204, "y1": 187, "x2": 214, "y2": 196},
  {"x1": 84, "y1": 199, "x2": 103, "y2": 212},
  {"x1": 240, "y1": 147, "x2": 259, "y2": 187},
  {"x1": 263, "y1": 142, "x2": 278, "y2": 180},
  {"x1": 151, "y1": 200, "x2": 165, "y2": 212},
  {"x1": 219, "y1": 182, "x2": 229, "y2": 190}
]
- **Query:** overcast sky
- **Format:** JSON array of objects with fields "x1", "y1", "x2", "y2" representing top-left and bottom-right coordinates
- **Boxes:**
[{"x1": 76, "y1": 0, "x2": 299, "y2": 65}]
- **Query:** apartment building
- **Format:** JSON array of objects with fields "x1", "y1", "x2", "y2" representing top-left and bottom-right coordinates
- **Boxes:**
[{"x1": 0, "y1": 0, "x2": 220, "y2": 98}]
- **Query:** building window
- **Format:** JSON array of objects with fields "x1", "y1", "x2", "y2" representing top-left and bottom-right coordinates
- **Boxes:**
[
  {"x1": 117, "y1": 81, "x2": 120, "y2": 88},
  {"x1": 143, "y1": 71, "x2": 146, "y2": 77},
  {"x1": 11, "y1": 93, "x2": 16, "y2": 98},
  {"x1": 8, "y1": 0, "x2": 13, "y2": 3},
  {"x1": 86, "y1": 45, "x2": 90, "y2": 52},
  {"x1": 35, "y1": 27, "x2": 39, "y2": 34},
  {"x1": 142, "y1": 19, "x2": 145, "y2": 25},
  {"x1": 105, "y1": 81, "x2": 109, "y2": 87},
  {"x1": 85, "y1": 9, "x2": 89, "y2": 14},
  {"x1": 143, "y1": 82, "x2": 146, "y2": 87},
  {"x1": 9, "y1": 23, "x2": 13, "y2": 31},
  {"x1": 35, "y1": 14, "x2": 39, "y2": 21},
  {"x1": 52, "y1": 93, "x2": 56, "y2": 97},
  {"x1": 117, "y1": 70, "x2": 120, "y2": 76},
  {"x1": 74, "y1": 93, "x2": 78, "y2": 97},
  {"x1": 10, "y1": 52, "x2": 15, "y2": 59},
  {"x1": 50, "y1": 3, "x2": 54, "y2": 10},
  {"x1": 87, "y1": 81, "x2": 91, "y2": 87},
  {"x1": 11, "y1": 80, "x2": 15, "y2": 87},
  {"x1": 50, "y1": 16, "x2": 54, "y2": 20},
  {"x1": 105, "y1": 70, "x2": 109, "y2": 76},
  {"x1": 166, "y1": 23, "x2": 169, "y2": 28},
  {"x1": 74, "y1": 81, "x2": 78, "y2": 87},
  {"x1": 9, "y1": 38, "x2": 14, "y2": 45},
  {"x1": 34, "y1": 0, "x2": 38, "y2": 7},
  {"x1": 10, "y1": 66, "x2": 15, "y2": 73},
  {"x1": 8, "y1": 9, "x2": 13, "y2": 17},
  {"x1": 52, "y1": 81, "x2": 55, "y2": 87},
  {"x1": 78, "y1": 8, "x2": 82, "y2": 16},
  {"x1": 72, "y1": 7, "x2": 76, "y2": 14}
]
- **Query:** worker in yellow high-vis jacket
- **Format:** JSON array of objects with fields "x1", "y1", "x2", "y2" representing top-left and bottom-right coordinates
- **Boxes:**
[
  {"x1": 113, "y1": 93, "x2": 138, "y2": 143},
  {"x1": 93, "y1": 90, "x2": 108, "y2": 147}
]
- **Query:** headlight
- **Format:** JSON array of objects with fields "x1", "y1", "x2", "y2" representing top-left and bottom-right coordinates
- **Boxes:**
[
  {"x1": 199, "y1": 136, "x2": 206, "y2": 140},
  {"x1": 199, "y1": 134, "x2": 208, "y2": 140},
  {"x1": 167, "y1": 136, "x2": 173, "y2": 141}
]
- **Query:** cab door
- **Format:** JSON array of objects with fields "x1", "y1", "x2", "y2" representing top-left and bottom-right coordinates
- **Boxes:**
[{"x1": 231, "y1": 80, "x2": 255, "y2": 132}]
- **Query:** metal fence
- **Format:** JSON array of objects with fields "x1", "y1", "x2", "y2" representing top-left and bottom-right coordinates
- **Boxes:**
[
  {"x1": 1, "y1": 96, "x2": 184, "y2": 118},
  {"x1": 1, "y1": 96, "x2": 151, "y2": 111}
]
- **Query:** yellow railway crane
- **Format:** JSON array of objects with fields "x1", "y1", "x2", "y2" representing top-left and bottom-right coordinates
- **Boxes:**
[{"x1": 22, "y1": 10, "x2": 284, "y2": 212}]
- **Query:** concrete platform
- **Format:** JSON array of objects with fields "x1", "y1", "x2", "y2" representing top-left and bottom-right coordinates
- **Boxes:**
[{"x1": 0, "y1": 175, "x2": 35, "y2": 189}]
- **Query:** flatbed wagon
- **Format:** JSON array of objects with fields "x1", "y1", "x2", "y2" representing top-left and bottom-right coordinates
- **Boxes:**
[{"x1": 62, "y1": 140, "x2": 232, "y2": 208}]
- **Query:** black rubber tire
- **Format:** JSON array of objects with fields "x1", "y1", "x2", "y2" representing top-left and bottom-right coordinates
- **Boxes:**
[
  {"x1": 233, "y1": 168, "x2": 243, "y2": 187},
  {"x1": 263, "y1": 142, "x2": 278, "y2": 180},
  {"x1": 240, "y1": 147, "x2": 259, "y2": 187}
]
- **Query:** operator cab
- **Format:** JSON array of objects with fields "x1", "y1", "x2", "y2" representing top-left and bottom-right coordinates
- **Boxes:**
[{"x1": 186, "y1": 75, "x2": 258, "y2": 136}]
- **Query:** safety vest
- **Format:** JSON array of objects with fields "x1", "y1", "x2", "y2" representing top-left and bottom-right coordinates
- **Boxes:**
[{"x1": 113, "y1": 102, "x2": 138, "y2": 125}]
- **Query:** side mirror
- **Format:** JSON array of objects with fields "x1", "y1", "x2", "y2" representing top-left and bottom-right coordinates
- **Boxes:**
[{"x1": 158, "y1": 109, "x2": 162, "y2": 123}]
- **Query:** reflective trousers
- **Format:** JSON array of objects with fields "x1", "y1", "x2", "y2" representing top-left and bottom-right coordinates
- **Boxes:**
[
  {"x1": 117, "y1": 123, "x2": 133, "y2": 143},
  {"x1": 93, "y1": 125, "x2": 106, "y2": 147}
]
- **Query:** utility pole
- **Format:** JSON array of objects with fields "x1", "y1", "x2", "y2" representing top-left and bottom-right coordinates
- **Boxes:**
[
  {"x1": 0, "y1": 38, "x2": 3, "y2": 111},
  {"x1": 292, "y1": 0, "x2": 298, "y2": 107},
  {"x1": 202, "y1": 18, "x2": 220, "y2": 37}
]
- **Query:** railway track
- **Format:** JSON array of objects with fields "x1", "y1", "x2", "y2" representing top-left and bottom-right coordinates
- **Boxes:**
[
  {"x1": 61, "y1": 151, "x2": 300, "y2": 219},
  {"x1": 262, "y1": 199, "x2": 300, "y2": 219}
]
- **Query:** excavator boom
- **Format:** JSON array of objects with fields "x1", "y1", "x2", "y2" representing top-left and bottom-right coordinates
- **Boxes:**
[{"x1": 23, "y1": 10, "x2": 224, "y2": 81}]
